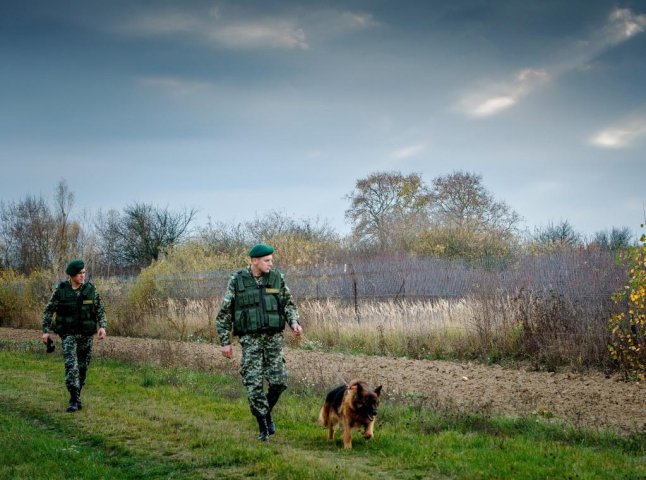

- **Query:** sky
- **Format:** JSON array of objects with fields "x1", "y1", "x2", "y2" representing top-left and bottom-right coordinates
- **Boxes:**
[{"x1": 1, "y1": 0, "x2": 645, "y2": 240}]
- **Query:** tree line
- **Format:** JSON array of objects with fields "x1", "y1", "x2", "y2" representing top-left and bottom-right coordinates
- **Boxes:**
[{"x1": 0, "y1": 173, "x2": 635, "y2": 277}]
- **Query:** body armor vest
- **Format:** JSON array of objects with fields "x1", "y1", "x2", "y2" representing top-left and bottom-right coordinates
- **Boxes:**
[
  {"x1": 54, "y1": 281, "x2": 98, "y2": 336},
  {"x1": 233, "y1": 269, "x2": 285, "y2": 336}
]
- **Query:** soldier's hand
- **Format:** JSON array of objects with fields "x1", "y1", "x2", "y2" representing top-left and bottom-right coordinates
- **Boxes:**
[
  {"x1": 291, "y1": 324, "x2": 303, "y2": 337},
  {"x1": 42, "y1": 333, "x2": 50, "y2": 344},
  {"x1": 221, "y1": 345, "x2": 233, "y2": 359}
]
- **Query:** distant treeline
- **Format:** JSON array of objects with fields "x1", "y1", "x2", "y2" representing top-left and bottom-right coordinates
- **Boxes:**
[{"x1": 0, "y1": 174, "x2": 637, "y2": 278}]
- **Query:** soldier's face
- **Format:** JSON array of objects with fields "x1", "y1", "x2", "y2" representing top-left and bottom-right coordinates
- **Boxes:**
[
  {"x1": 252, "y1": 255, "x2": 273, "y2": 274},
  {"x1": 70, "y1": 269, "x2": 86, "y2": 286}
]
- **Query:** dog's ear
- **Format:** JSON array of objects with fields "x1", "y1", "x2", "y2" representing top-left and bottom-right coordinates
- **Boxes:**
[
  {"x1": 374, "y1": 385, "x2": 382, "y2": 396},
  {"x1": 355, "y1": 382, "x2": 363, "y2": 396}
]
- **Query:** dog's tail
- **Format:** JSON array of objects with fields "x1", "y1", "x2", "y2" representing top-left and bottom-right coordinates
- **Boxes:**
[{"x1": 318, "y1": 402, "x2": 331, "y2": 426}]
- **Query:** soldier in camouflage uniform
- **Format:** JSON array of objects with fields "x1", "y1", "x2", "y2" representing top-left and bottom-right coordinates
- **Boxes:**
[
  {"x1": 215, "y1": 244, "x2": 302, "y2": 441},
  {"x1": 42, "y1": 259, "x2": 107, "y2": 412}
]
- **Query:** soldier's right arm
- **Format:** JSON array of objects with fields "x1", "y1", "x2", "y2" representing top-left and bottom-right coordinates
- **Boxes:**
[
  {"x1": 215, "y1": 274, "x2": 236, "y2": 346},
  {"x1": 42, "y1": 286, "x2": 60, "y2": 333},
  {"x1": 42, "y1": 286, "x2": 60, "y2": 334}
]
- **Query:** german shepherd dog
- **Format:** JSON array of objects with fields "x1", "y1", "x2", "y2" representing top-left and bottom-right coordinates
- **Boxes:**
[{"x1": 318, "y1": 379, "x2": 382, "y2": 449}]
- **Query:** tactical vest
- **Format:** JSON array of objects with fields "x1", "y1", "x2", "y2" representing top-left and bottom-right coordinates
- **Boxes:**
[
  {"x1": 233, "y1": 269, "x2": 285, "y2": 336},
  {"x1": 54, "y1": 281, "x2": 99, "y2": 336}
]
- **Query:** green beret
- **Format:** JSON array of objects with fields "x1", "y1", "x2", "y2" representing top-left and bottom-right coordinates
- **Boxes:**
[
  {"x1": 65, "y1": 259, "x2": 85, "y2": 276},
  {"x1": 248, "y1": 244, "x2": 274, "y2": 258}
]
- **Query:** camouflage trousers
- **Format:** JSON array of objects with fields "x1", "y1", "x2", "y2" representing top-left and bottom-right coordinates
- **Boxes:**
[
  {"x1": 61, "y1": 334, "x2": 94, "y2": 392},
  {"x1": 239, "y1": 332, "x2": 288, "y2": 416}
]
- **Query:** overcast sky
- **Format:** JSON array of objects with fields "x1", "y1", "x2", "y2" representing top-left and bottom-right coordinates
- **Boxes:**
[{"x1": 1, "y1": 0, "x2": 645, "y2": 239}]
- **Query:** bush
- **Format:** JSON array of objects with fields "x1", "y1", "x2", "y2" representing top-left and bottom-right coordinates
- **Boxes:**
[
  {"x1": 608, "y1": 230, "x2": 646, "y2": 380},
  {"x1": 513, "y1": 288, "x2": 612, "y2": 372},
  {"x1": 408, "y1": 226, "x2": 517, "y2": 261},
  {"x1": 0, "y1": 269, "x2": 51, "y2": 328}
]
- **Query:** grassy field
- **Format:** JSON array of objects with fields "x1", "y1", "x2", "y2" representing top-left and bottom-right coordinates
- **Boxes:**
[{"x1": 1, "y1": 344, "x2": 644, "y2": 480}]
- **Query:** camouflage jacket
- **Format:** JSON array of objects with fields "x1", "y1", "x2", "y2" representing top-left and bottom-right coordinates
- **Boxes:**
[{"x1": 215, "y1": 267, "x2": 300, "y2": 346}]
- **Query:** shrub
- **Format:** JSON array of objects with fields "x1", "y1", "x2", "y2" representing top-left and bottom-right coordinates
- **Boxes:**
[
  {"x1": 608, "y1": 229, "x2": 646, "y2": 380},
  {"x1": 408, "y1": 226, "x2": 517, "y2": 261},
  {"x1": 0, "y1": 269, "x2": 51, "y2": 328}
]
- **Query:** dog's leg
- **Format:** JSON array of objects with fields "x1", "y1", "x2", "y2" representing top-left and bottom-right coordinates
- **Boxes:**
[
  {"x1": 363, "y1": 419, "x2": 374, "y2": 440},
  {"x1": 342, "y1": 420, "x2": 353, "y2": 449}
]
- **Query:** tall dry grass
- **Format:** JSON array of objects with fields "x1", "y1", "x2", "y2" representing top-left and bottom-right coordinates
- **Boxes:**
[
  {"x1": 298, "y1": 296, "x2": 522, "y2": 361},
  {"x1": 106, "y1": 296, "x2": 219, "y2": 342}
]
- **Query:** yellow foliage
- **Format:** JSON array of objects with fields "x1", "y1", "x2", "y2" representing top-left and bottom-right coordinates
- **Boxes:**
[
  {"x1": 0, "y1": 269, "x2": 55, "y2": 327},
  {"x1": 608, "y1": 230, "x2": 646, "y2": 380},
  {"x1": 265, "y1": 233, "x2": 338, "y2": 267},
  {"x1": 409, "y1": 226, "x2": 515, "y2": 260},
  {"x1": 127, "y1": 242, "x2": 246, "y2": 305}
]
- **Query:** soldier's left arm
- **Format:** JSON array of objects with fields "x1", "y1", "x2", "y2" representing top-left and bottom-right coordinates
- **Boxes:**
[
  {"x1": 280, "y1": 274, "x2": 300, "y2": 328},
  {"x1": 94, "y1": 290, "x2": 108, "y2": 330}
]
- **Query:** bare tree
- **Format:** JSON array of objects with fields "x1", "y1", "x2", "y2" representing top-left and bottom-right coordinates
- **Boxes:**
[
  {"x1": 591, "y1": 227, "x2": 634, "y2": 251},
  {"x1": 246, "y1": 210, "x2": 338, "y2": 243},
  {"x1": 345, "y1": 171, "x2": 431, "y2": 250},
  {"x1": 198, "y1": 218, "x2": 249, "y2": 254},
  {"x1": 116, "y1": 203, "x2": 197, "y2": 267},
  {"x1": 94, "y1": 209, "x2": 125, "y2": 276},
  {"x1": 0, "y1": 195, "x2": 55, "y2": 274},
  {"x1": 428, "y1": 171, "x2": 521, "y2": 235},
  {"x1": 532, "y1": 220, "x2": 582, "y2": 251},
  {"x1": 52, "y1": 178, "x2": 78, "y2": 272}
]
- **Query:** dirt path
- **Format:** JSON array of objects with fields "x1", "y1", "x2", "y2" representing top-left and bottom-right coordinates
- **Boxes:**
[{"x1": 2, "y1": 327, "x2": 644, "y2": 435}]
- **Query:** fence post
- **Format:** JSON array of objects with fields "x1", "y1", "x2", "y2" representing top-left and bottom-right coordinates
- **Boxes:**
[
  {"x1": 395, "y1": 278, "x2": 405, "y2": 300},
  {"x1": 345, "y1": 263, "x2": 360, "y2": 324}
]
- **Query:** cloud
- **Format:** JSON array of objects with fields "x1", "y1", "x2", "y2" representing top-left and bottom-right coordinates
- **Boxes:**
[
  {"x1": 116, "y1": 7, "x2": 308, "y2": 50},
  {"x1": 390, "y1": 144, "x2": 425, "y2": 160},
  {"x1": 113, "y1": 6, "x2": 377, "y2": 51},
  {"x1": 590, "y1": 116, "x2": 646, "y2": 148},
  {"x1": 457, "y1": 7, "x2": 646, "y2": 118},
  {"x1": 603, "y1": 8, "x2": 646, "y2": 44},
  {"x1": 458, "y1": 69, "x2": 549, "y2": 118},
  {"x1": 209, "y1": 20, "x2": 308, "y2": 49}
]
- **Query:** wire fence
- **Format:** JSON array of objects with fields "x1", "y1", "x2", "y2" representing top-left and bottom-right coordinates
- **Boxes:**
[{"x1": 151, "y1": 250, "x2": 626, "y2": 305}]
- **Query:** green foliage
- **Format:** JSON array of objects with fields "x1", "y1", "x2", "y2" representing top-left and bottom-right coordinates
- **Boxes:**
[
  {"x1": 1, "y1": 349, "x2": 644, "y2": 480},
  {"x1": 608, "y1": 228, "x2": 646, "y2": 380}
]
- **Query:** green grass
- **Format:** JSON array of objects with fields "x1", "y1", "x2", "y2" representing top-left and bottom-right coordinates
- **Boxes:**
[{"x1": 0, "y1": 344, "x2": 644, "y2": 480}]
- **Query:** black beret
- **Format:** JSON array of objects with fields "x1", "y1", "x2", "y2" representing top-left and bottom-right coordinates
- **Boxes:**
[
  {"x1": 65, "y1": 259, "x2": 85, "y2": 276},
  {"x1": 248, "y1": 244, "x2": 274, "y2": 258}
]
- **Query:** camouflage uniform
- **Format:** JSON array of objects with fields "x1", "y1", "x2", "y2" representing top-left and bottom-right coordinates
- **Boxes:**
[
  {"x1": 215, "y1": 267, "x2": 300, "y2": 417},
  {"x1": 42, "y1": 281, "x2": 107, "y2": 395}
]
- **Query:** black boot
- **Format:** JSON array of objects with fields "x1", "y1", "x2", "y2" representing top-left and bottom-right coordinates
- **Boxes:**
[
  {"x1": 265, "y1": 412, "x2": 276, "y2": 436},
  {"x1": 253, "y1": 411, "x2": 270, "y2": 441},
  {"x1": 66, "y1": 388, "x2": 81, "y2": 413},
  {"x1": 78, "y1": 368, "x2": 87, "y2": 410},
  {"x1": 265, "y1": 385, "x2": 285, "y2": 436}
]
